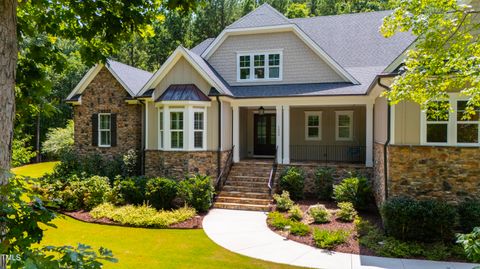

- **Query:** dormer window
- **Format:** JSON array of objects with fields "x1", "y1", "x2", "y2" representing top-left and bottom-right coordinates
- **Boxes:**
[{"x1": 237, "y1": 51, "x2": 282, "y2": 82}]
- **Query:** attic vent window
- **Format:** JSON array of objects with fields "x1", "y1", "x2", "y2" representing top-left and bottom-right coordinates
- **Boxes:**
[{"x1": 237, "y1": 51, "x2": 282, "y2": 82}]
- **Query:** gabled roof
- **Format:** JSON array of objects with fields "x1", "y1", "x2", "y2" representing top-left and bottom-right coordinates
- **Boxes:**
[
  {"x1": 139, "y1": 46, "x2": 232, "y2": 97},
  {"x1": 156, "y1": 84, "x2": 210, "y2": 102},
  {"x1": 190, "y1": 38, "x2": 215, "y2": 55},
  {"x1": 66, "y1": 59, "x2": 152, "y2": 101},
  {"x1": 226, "y1": 3, "x2": 291, "y2": 29}
]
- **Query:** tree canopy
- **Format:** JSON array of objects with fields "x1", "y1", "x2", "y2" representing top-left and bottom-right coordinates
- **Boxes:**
[{"x1": 381, "y1": 0, "x2": 480, "y2": 115}]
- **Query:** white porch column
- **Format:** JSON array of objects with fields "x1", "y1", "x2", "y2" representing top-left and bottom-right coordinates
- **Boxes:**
[
  {"x1": 365, "y1": 102, "x2": 374, "y2": 167},
  {"x1": 232, "y1": 105, "x2": 240, "y2": 163},
  {"x1": 276, "y1": 105, "x2": 283, "y2": 164},
  {"x1": 282, "y1": 105, "x2": 290, "y2": 164}
]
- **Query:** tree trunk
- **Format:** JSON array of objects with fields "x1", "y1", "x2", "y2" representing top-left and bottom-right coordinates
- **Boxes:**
[
  {"x1": 0, "y1": 0, "x2": 17, "y2": 268},
  {"x1": 0, "y1": 0, "x2": 17, "y2": 182}
]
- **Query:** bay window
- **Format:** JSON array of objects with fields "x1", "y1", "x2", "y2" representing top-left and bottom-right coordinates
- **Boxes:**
[
  {"x1": 157, "y1": 106, "x2": 208, "y2": 150},
  {"x1": 237, "y1": 51, "x2": 282, "y2": 81}
]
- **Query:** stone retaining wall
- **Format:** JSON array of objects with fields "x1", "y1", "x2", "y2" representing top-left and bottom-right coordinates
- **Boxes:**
[
  {"x1": 387, "y1": 145, "x2": 480, "y2": 203},
  {"x1": 145, "y1": 150, "x2": 231, "y2": 179},
  {"x1": 276, "y1": 163, "x2": 373, "y2": 197}
]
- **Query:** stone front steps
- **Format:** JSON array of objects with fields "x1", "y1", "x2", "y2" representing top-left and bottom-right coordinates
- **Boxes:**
[{"x1": 213, "y1": 160, "x2": 274, "y2": 211}]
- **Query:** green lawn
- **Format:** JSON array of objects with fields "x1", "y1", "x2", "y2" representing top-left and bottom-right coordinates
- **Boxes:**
[
  {"x1": 11, "y1": 161, "x2": 59, "y2": 178},
  {"x1": 42, "y1": 216, "x2": 297, "y2": 269},
  {"x1": 14, "y1": 162, "x2": 298, "y2": 268}
]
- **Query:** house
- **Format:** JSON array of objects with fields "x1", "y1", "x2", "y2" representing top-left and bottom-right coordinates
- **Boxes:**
[{"x1": 66, "y1": 4, "x2": 480, "y2": 210}]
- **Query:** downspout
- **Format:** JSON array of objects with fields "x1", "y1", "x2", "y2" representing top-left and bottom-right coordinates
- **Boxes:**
[
  {"x1": 139, "y1": 100, "x2": 146, "y2": 176},
  {"x1": 377, "y1": 77, "x2": 391, "y2": 200},
  {"x1": 216, "y1": 95, "x2": 222, "y2": 178}
]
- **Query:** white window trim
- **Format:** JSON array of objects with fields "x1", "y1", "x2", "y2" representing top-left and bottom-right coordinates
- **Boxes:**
[
  {"x1": 158, "y1": 109, "x2": 164, "y2": 149},
  {"x1": 98, "y1": 113, "x2": 111, "y2": 147},
  {"x1": 157, "y1": 105, "x2": 208, "y2": 151},
  {"x1": 191, "y1": 108, "x2": 207, "y2": 150},
  {"x1": 305, "y1": 111, "x2": 322, "y2": 141},
  {"x1": 169, "y1": 108, "x2": 185, "y2": 150},
  {"x1": 236, "y1": 50, "x2": 283, "y2": 82},
  {"x1": 335, "y1": 111, "x2": 354, "y2": 141},
  {"x1": 420, "y1": 94, "x2": 480, "y2": 146}
]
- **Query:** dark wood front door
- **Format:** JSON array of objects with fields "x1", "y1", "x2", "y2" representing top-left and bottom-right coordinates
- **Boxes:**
[{"x1": 254, "y1": 114, "x2": 276, "y2": 156}]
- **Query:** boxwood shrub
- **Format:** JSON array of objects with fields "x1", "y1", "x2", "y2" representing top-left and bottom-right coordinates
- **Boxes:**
[
  {"x1": 279, "y1": 167, "x2": 305, "y2": 200},
  {"x1": 380, "y1": 197, "x2": 456, "y2": 242},
  {"x1": 145, "y1": 177, "x2": 178, "y2": 209},
  {"x1": 457, "y1": 199, "x2": 480, "y2": 233},
  {"x1": 178, "y1": 174, "x2": 214, "y2": 212},
  {"x1": 115, "y1": 176, "x2": 148, "y2": 205}
]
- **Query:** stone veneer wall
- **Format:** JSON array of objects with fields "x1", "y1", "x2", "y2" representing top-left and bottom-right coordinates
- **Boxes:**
[
  {"x1": 74, "y1": 67, "x2": 142, "y2": 159},
  {"x1": 276, "y1": 163, "x2": 373, "y2": 197},
  {"x1": 387, "y1": 145, "x2": 480, "y2": 203},
  {"x1": 372, "y1": 143, "x2": 386, "y2": 206},
  {"x1": 144, "y1": 150, "x2": 231, "y2": 179}
]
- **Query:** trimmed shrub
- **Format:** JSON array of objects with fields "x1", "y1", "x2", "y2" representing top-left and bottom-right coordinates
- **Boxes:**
[
  {"x1": 145, "y1": 177, "x2": 178, "y2": 209},
  {"x1": 456, "y1": 227, "x2": 480, "y2": 262},
  {"x1": 333, "y1": 176, "x2": 371, "y2": 209},
  {"x1": 115, "y1": 176, "x2": 148, "y2": 205},
  {"x1": 380, "y1": 197, "x2": 456, "y2": 242},
  {"x1": 314, "y1": 167, "x2": 334, "y2": 200},
  {"x1": 178, "y1": 174, "x2": 214, "y2": 212},
  {"x1": 268, "y1": 211, "x2": 291, "y2": 230},
  {"x1": 273, "y1": 190, "x2": 294, "y2": 212},
  {"x1": 308, "y1": 204, "x2": 331, "y2": 224},
  {"x1": 457, "y1": 199, "x2": 480, "y2": 233},
  {"x1": 313, "y1": 228, "x2": 350, "y2": 249},
  {"x1": 90, "y1": 203, "x2": 196, "y2": 228},
  {"x1": 336, "y1": 202, "x2": 357, "y2": 222},
  {"x1": 279, "y1": 167, "x2": 305, "y2": 200},
  {"x1": 290, "y1": 221, "x2": 310, "y2": 236},
  {"x1": 288, "y1": 205, "x2": 303, "y2": 221},
  {"x1": 59, "y1": 175, "x2": 113, "y2": 211}
]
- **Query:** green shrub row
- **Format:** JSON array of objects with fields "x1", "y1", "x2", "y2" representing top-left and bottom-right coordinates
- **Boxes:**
[
  {"x1": 90, "y1": 203, "x2": 196, "y2": 228},
  {"x1": 380, "y1": 197, "x2": 457, "y2": 242},
  {"x1": 40, "y1": 169, "x2": 214, "y2": 212}
]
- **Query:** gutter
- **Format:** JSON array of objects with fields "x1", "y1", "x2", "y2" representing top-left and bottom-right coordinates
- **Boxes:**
[
  {"x1": 216, "y1": 95, "x2": 222, "y2": 178},
  {"x1": 377, "y1": 77, "x2": 391, "y2": 201},
  {"x1": 139, "y1": 100, "x2": 146, "y2": 175}
]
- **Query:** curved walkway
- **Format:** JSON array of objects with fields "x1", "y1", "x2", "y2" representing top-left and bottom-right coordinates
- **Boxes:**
[{"x1": 203, "y1": 209, "x2": 479, "y2": 269}]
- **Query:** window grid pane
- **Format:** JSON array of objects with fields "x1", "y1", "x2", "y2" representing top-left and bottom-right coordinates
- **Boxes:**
[
  {"x1": 239, "y1": 53, "x2": 280, "y2": 80},
  {"x1": 194, "y1": 131, "x2": 203, "y2": 148}
]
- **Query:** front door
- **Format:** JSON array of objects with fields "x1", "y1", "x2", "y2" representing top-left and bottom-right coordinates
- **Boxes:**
[{"x1": 254, "y1": 114, "x2": 276, "y2": 156}]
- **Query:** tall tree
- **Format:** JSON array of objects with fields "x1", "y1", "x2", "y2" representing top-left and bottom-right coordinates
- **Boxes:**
[{"x1": 381, "y1": 0, "x2": 480, "y2": 112}]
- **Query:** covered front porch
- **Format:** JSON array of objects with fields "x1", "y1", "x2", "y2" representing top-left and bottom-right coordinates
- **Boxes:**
[{"x1": 230, "y1": 97, "x2": 374, "y2": 167}]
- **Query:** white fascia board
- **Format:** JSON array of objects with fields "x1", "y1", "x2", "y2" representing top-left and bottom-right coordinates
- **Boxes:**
[
  {"x1": 66, "y1": 64, "x2": 103, "y2": 100},
  {"x1": 154, "y1": 100, "x2": 211, "y2": 107},
  {"x1": 138, "y1": 46, "x2": 225, "y2": 97},
  {"x1": 201, "y1": 24, "x2": 358, "y2": 84}
]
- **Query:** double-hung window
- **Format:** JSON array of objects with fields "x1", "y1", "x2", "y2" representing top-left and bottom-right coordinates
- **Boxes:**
[
  {"x1": 193, "y1": 111, "x2": 205, "y2": 149},
  {"x1": 305, "y1": 112, "x2": 322, "y2": 140},
  {"x1": 237, "y1": 51, "x2": 282, "y2": 81},
  {"x1": 335, "y1": 111, "x2": 353, "y2": 141},
  {"x1": 170, "y1": 111, "x2": 184, "y2": 149},
  {"x1": 456, "y1": 100, "x2": 479, "y2": 144},
  {"x1": 98, "y1": 113, "x2": 111, "y2": 147},
  {"x1": 425, "y1": 101, "x2": 449, "y2": 143}
]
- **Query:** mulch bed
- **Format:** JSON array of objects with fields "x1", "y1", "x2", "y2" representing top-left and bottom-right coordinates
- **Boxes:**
[
  {"x1": 268, "y1": 199, "x2": 382, "y2": 256},
  {"x1": 63, "y1": 211, "x2": 205, "y2": 229}
]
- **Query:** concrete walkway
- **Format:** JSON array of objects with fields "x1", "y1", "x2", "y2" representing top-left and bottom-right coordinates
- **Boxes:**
[{"x1": 203, "y1": 209, "x2": 479, "y2": 269}]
